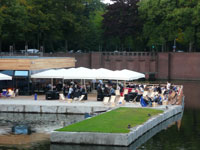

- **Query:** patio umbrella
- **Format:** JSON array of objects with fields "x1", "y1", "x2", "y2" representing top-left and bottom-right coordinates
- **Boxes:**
[
  {"x1": 31, "y1": 69, "x2": 63, "y2": 79},
  {"x1": 63, "y1": 67, "x2": 96, "y2": 80},
  {"x1": 113, "y1": 69, "x2": 145, "y2": 81},
  {"x1": 0, "y1": 73, "x2": 12, "y2": 80},
  {"x1": 31, "y1": 69, "x2": 64, "y2": 90}
]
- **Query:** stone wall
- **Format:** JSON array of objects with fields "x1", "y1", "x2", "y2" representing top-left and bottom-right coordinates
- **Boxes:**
[{"x1": 38, "y1": 52, "x2": 200, "y2": 80}]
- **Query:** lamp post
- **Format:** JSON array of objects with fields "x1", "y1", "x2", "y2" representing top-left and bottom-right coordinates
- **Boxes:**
[
  {"x1": 25, "y1": 45, "x2": 28, "y2": 56},
  {"x1": 9, "y1": 45, "x2": 13, "y2": 56}
]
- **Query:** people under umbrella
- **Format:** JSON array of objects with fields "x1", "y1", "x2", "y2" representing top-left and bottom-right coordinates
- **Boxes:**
[
  {"x1": 96, "y1": 80, "x2": 121, "y2": 101},
  {"x1": 52, "y1": 80, "x2": 88, "y2": 100},
  {"x1": 45, "y1": 79, "x2": 181, "y2": 106}
]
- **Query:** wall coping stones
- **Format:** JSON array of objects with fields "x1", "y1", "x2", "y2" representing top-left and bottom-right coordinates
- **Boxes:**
[{"x1": 50, "y1": 105, "x2": 183, "y2": 146}]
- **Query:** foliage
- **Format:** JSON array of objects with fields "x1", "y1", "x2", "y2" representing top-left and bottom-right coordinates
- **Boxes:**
[
  {"x1": 0, "y1": 0, "x2": 200, "y2": 52},
  {"x1": 138, "y1": 0, "x2": 200, "y2": 52},
  {"x1": 56, "y1": 107, "x2": 163, "y2": 133},
  {"x1": 102, "y1": 0, "x2": 142, "y2": 51},
  {"x1": 0, "y1": 0, "x2": 106, "y2": 52}
]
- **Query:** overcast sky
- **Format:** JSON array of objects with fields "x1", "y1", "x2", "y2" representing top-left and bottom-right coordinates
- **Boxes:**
[{"x1": 101, "y1": 0, "x2": 114, "y2": 4}]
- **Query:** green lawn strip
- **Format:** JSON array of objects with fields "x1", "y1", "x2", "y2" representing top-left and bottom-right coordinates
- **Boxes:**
[{"x1": 56, "y1": 107, "x2": 163, "y2": 133}]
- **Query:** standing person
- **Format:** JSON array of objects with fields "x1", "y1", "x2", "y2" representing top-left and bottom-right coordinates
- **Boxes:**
[
  {"x1": 92, "y1": 79, "x2": 96, "y2": 90},
  {"x1": 167, "y1": 82, "x2": 171, "y2": 90},
  {"x1": 63, "y1": 84, "x2": 69, "y2": 97},
  {"x1": 109, "y1": 86, "x2": 115, "y2": 95},
  {"x1": 67, "y1": 85, "x2": 73, "y2": 99},
  {"x1": 80, "y1": 85, "x2": 86, "y2": 95},
  {"x1": 104, "y1": 84, "x2": 110, "y2": 96}
]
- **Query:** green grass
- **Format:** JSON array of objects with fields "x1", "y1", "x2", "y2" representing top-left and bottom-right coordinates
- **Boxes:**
[{"x1": 56, "y1": 107, "x2": 163, "y2": 133}]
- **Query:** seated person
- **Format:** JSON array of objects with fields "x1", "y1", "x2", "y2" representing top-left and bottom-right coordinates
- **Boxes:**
[
  {"x1": 109, "y1": 86, "x2": 115, "y2": 96},
  {"x1": 7, "y1": 89, "x2": 15, "y2": 97},
  {"x1": 2, "y1": 89, "x2": 8, "y2": 97}
]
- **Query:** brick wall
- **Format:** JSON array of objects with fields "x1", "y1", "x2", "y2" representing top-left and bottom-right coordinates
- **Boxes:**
[{"x1": 5, "y1": 52, "x2": 199, "y2": 80}]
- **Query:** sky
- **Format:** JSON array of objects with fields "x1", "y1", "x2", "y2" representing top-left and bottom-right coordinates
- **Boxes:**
[{"x1": 101, "y1": 0, "x2": 114, "y2": 4}]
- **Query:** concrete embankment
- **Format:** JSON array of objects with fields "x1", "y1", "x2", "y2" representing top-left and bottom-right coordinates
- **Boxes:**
[
  {"x1": 50, "y1": 112, "x2": 183, "y2": 150},
  {"x1": 50, "y1": 105, "x2": 183, "y2": 146},
  {"x1": 0, "y1": 100, "x2": 110, "y2": 114}
]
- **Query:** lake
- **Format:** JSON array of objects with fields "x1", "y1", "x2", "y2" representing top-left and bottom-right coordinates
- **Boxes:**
[{"x1": 0, "y1": 81, "x2": 199, "y2": 150}]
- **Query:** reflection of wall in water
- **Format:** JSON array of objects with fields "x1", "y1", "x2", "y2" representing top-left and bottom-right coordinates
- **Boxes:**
[
  {"x1": 181, "y1": 81, "x2": 200, "y2": 109},
  {"x1": 0, "y1": 113, "x2": 85, "y2": 133}
]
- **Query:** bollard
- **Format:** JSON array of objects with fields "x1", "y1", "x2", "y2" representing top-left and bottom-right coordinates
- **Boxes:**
[{"x1": 34, "y1": 93, "x2": 37, "y2": 101}]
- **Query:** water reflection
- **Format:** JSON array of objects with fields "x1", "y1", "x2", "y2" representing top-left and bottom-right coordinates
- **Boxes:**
[
  {"x1": 50, "y1": 112, "x2": 183, "y2": 150},
  {"x1": 0, "y1": 113, "x2": 85, "y2": 134},
  {"x1": 0, "y1": 113, "x2": 85, "y2": 149}
]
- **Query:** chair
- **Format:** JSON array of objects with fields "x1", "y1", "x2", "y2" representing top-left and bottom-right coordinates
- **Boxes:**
[
  {"x1": 103, "y1": 97, "x2": 110, "y2": 105},
  {"x1": 162, "y1": 100, "x2": 168, "y2": 105},
  {"x1": 79, "y1": 95, "x2": 85, "y2": 101},
  {"x1": 15, "y1": 89, "x2": 19, "y2": 96},
  {"x1": 123, "y1": 89, "x2": 128, "y2": 96},
  {"x1": 115, "y1": 90, "x2": 120, "y2": 96},
  {"x1": 143, "y1": 91, "x2": 148, "y2": 97},
  {"x1": 118, "y1": 96, "x2": 125, "y2": 105},
  {"x1": 67, "y1": 98, "x2": 73, "y2": 103},
  {"x1": 110, "y1": 95, "x2": 116, "y2": 107},
  {"x1": 59, "y1": 93, "x2": 65, "y2": 101},
  {"x1": 152, "y1": 102, "x2": 158, "y2": 107},
  {"x1": 73, "y1": 97, "x2": 79, "y2": 101}
]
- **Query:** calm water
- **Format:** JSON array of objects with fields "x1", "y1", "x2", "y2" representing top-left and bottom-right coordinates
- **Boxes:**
[{"x1": 0, "y1": 81, "x2": 200, "y2": 150}]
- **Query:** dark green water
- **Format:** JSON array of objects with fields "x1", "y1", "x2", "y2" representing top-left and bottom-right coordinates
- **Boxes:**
[{"x1": 0, "y1": 81, "x2": 199, "y2": 150}]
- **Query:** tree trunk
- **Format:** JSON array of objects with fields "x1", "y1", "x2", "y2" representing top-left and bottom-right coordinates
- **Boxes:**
[
  {"x1": 13, "y1": 42, "x2": 15, "y2": 51},
  {"x1": 25, "y1": 41, "x2": 28, "y2": 51},
  {"x1": 189, "y1": 41, "x2": 193, "y2": 52},
  {"x1": 0, "y1": 38, "x2": 2, "y2": 53},
  {"x1": 162, "y1": 43, "x2": 164, "y2": 52},
  {"x1": 42, "y1": 40, "x2": 45, "y2": 53},
  {"x1": 194, "y1": 26, "x2": 197, "y2": 52},
  {"x1": 65, "y1": 39, "x2": 68, "y2": 52},
  {"x1": 99, "y1": 44, "x2": 101, "y2": 52},
  {"x1": 37, "y1": 33, "x2": 40, "y2": 50}
]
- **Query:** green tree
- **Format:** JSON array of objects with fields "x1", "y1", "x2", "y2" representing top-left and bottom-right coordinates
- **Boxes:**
[
  {"x1": 102, "y1": 0, "x2": 142, "y2": 51},
  {"x1": 139, "y1": 0, "x2": 200, "y2": 52},
  {"x1": 84, "y1": 2, "x2": 105, "y2": 51},
  {"x1": 1, "y1": 0, "x2": 30, "y2": 51},
  {"x1": 0, "y1": 6, "x2": 4, "y2": 52}
]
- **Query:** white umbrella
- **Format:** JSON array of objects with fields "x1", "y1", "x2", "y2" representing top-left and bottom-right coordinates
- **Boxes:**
[
  {"x1": 0, "y1": 73, "x2": 12, "y2": 80},
  {"x1": 93, "y1": 68, "x2": 145, "y2": 81},
  {"x1": 63, "y1": 67, "x2": 96, "y2": 80},
  {"x1": 31, "y1": 69, "x2": 63, "y2": 79},
  {"x1": 31, "y1": 69, "x2": 65, "y2": 90},
  {"x1": 93, "y1": 68, "x2": 115, "y2": 80},
  {"x1": 120, "y1": 69, "x2": 145, "y2": 80}
]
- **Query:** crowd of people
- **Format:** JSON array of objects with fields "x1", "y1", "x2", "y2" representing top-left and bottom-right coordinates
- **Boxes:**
[
  {"x1": 96, "y1": 80, "x2": 181, "y2": 106},
  {"x1": 125, "y1": 82, "x2": 180, "y2": 106},
  {"x1": 46, "y1": 80, "x2": 88, "y2": 100},
  {"x1": 44, "y1": 79, "x2": 181, "y2": 106}
]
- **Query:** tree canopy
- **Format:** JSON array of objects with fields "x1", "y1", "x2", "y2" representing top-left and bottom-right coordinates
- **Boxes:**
[{"x1": 0, "y1": 0, "x2": 200, "y2": 52}]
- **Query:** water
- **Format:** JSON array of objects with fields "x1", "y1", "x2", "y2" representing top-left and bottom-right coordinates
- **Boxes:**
[{"x1": 0, "y1": 81, "x2": 200, "y2": 150}]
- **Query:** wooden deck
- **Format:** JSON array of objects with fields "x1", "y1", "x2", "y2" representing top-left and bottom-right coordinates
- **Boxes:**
[{"x1": 0, "y1": 57, "x2": 75, "y2": 70}]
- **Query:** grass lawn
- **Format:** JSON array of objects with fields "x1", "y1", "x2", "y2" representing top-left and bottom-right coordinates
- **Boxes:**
[{"x1": 56, "y1": 107, "x2": 163, "y2": 133}]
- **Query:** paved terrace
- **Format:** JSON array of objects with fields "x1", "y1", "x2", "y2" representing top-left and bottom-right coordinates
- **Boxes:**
[{"x1": 0, "y1": 94, "x2": 142, "y2": 114}]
